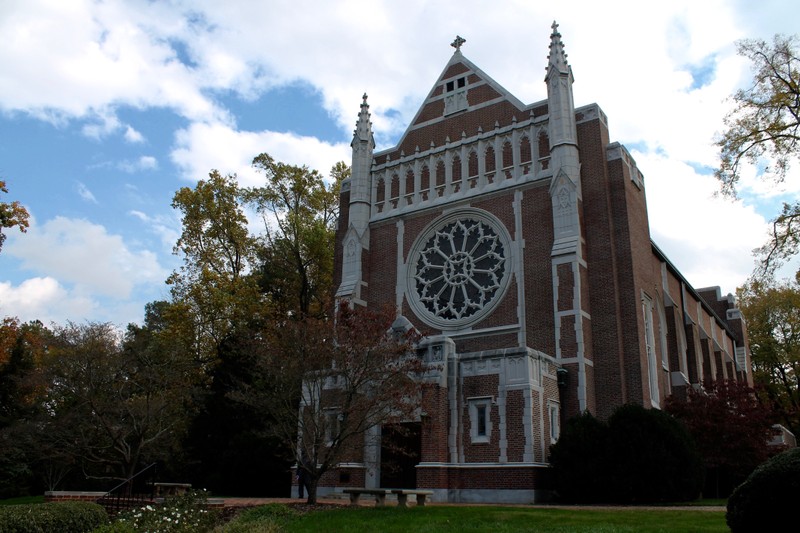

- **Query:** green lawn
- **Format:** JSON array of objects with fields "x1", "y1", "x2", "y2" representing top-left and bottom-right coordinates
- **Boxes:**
[
  {"x1": 0, "y1": 495, "x2": 44, "y2": 506},
  {"x1": 279, "y1": 506, "x2": 729, "y2": 533}
]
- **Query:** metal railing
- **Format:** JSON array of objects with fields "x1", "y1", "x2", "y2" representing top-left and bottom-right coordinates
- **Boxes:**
[{"x1": 95, "y1": 462, "x2": 158, "y2": 516}]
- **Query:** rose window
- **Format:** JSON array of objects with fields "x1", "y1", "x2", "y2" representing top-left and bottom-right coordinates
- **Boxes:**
[{"x1": 409, "y1": 213, "x2": 509, "y2": 327}]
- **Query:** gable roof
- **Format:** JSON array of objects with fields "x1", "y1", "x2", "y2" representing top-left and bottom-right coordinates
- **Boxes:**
[{"x1": 374, "y1": 48, "x2": 548, "y2": 164}]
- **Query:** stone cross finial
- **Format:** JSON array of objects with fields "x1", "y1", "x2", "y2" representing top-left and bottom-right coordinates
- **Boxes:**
[{"x1": 451, "y1": 35, "x2": 466, "y2": 51}]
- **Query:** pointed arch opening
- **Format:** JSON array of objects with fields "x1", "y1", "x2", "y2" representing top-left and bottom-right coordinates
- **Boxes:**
[
  {"x1": 420, "y1": 164, "x2": 430, "y2": 201},
  {"x1": 405, "y1": 169, "x2": 415, "y2": 206},
  {"x1": 484, "y1": 145, "x2": 496, "y2": 183},
  {"x1": 520, "y1": 135, "x2": 532, "y2": 175},
  {"x1": 502, "y1": 140, "x2": 513, "y2": 180},
  {"x1": 538, "y1": 131, "x2": 551, "y2": 171},
  {"x1": 390, "y1": 173, "x2": 400, "y2": 209},
  {"x1": 468, "y1": 150, "x2": 479, "y2": 189},
  {"x1": 376, "y1": 176, "x2": 386, "y2": 213},
  {"x1": 435, "y1": 160, "x2": 446, "y2": 197},
  {"x1": 451, "y1": 154, "x2": 462, "y2": 193}
]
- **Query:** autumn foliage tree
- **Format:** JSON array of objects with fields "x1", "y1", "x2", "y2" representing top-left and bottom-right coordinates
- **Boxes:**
[
  {"x1": 0, "y1": 318, "x2": 47, "y2": 496},
  {"x1": 0, "y1": 180, "x2": 30, "y2": 253},
  {"x1": 666, "y1": 380, "x2": 778, "y2": 497},
  {"x1": 246, "y1": 153, "x2": 345, "y2": 319},
  {"x1": 167, "y1": 158, "x2": 347, "y2": 495},
  {"x1": 169, "y1": 171, "x2": 263, "y2": 363},
  {"x1": 738, "y1": 279, "x2": 800, "y2": 436},
  {"x1": 234, "y1": 305, "x2": 424, "y2": 504}
]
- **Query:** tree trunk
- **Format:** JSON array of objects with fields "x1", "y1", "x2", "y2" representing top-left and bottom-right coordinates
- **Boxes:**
[{"x1": 307, "y1": 476, "x2": 319, "y2": 504}]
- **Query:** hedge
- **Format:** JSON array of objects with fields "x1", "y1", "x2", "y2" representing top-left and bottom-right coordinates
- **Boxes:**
[
  {"x1": 727, "y1": 447, "x2": 800, "y2": 533},
  {"x1": 0, "y1": 501, "x2": 108, "y2": 533},
  {"x1": 550, "y1": 404, "x2": 703, "y2": 503}
]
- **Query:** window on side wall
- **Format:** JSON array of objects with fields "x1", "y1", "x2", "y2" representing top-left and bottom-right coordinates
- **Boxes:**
[
  {"x1": 469, "y1": 397, "x2": 492, "y2": 443},
  {"x1": 324, "y1": 409, "x2": 341, "y2": 446},
  {"x1": 642, "y1": 293, "x2": 660, "y2": 408},
  {"x1": 548, "y1": 401, "x2": 561, "y2": 444}
]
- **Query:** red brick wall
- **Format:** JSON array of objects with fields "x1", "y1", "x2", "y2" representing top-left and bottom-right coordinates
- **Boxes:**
[
  {"x1": 462, "y1": 374, "x2": 500, "y2": 463},
  {"x1": 420, "y1": 383, "x2": 450, "y2": 463},
  {"x1": 417, "y1": 465, "x2": 553, "y2": 490},
  {"x1": 506, "y1": 389, "x2": 525, "y2": 462},
  {"x1": 387, "y1": 101, "x2": 526, "y2": 163},
  {"x1": 45, "y1": 492, "x2": 106, "y2": 503},
  {"x1": 521, "y1": 183, "x2": 556, "y2": 356}
]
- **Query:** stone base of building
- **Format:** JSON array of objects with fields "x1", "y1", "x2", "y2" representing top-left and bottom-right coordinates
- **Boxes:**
[
  {"x1": 313, "y1": 462, "x2": 555, "y2": 504},
  {"x1": 416, "y1": 463, "x2": 554, "y2": 503},
  {"x1": 431, "y1": 488, "x2": 552, "y2": 504}
]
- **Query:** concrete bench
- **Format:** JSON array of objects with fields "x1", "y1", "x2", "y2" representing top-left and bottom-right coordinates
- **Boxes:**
[
  {"x1": 342, "y1": 488, "x2": 391, "y2": 506},
  {"x1": 150, "y1": 482, "x2": 192, "y2": 497},
  {"x1": 391, "y1": 489, "x2": 434, "y2": 507},
  {"x1": 342, "y1": 488, "x2": 434, "y2": 507}
]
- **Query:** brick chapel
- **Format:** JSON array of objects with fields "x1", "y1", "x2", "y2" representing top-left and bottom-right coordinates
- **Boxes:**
[{"x1": 323, "y1": 23, "x2": 753, "y2": 503}]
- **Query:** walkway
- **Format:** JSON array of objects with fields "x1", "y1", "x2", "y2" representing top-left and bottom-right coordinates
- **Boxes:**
[{"x1": 220, "y1": 497, "x2": 725, "y2": 512}]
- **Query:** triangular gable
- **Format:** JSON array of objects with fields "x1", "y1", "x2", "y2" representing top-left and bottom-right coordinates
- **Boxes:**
[{"x1": 375, "y1": 50, "x2": 547, "y2": 163}]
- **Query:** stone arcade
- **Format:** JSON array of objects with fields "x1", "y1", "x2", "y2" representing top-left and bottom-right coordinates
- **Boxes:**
[{"x1": 316, "y1": 24, "x2": 752, "y2": 504}]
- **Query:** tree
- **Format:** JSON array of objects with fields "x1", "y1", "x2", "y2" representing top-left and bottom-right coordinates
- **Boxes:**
[
  {"x1": 32, "y1": 321, "x2": 198, "y2": 482},
  {"x1": 0, "y1": 180, "x2": 30, "y2": 253},
  {"x1": 0, "y1": 318, "x2": 47, "y2": 497},
  {"x1": 0, "y1": 318, "x2": 45, "y2": 428},
  {"x1": 246, "y1": 154, "x2": 345, "y2": 318},
  {"x1": 166, "y1": 157, "x2": 347, "y2": 496},
  {"x1": 715, "y1": 35, "x2": 800, "y2": 273},
  {"x1": 666, "y1": 380, "x2": 778, "y2": 497},
  {"x1": 234, "y1": 305, "x2": 424, "y2": 504},
  {"x1": 169, "y1": 171, "x2": 263, "y2": 362},
  {"x1": 737, "y1": 279, "x2": 800, "y2": 436},
  {"x1": 181, "y1": 326, "x2": 291, "y2": 497}
]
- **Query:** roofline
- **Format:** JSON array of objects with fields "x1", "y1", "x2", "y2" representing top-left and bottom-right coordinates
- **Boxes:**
[{"x1": 651, "y1": 240, "x2": 738, "y2": 341}]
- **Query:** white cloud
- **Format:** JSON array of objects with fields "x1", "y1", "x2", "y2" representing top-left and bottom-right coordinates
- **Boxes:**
[
  {"x1": 0, "y1": 0, "x2": 230, "y2": 124},
  {"x1": 124, "y1": 125, "x2": 145, "y2": 143},
  {"x1": 171, "y1": 122, "x2": 350, "y2": 187},
  {"x1": 118, "y1": 155, "x2": 158, "y2": 173},
  {"x1": 6, "y1": 215, "x2": 168, "y2": 299},
  {"x1": 129, "y1": 209, "x2": 181, "y2": 252},
  {"x1": 639, "y1": 150, "x2": 766, "y2": 293},
  {"x1": 76, "y1": 181, "x2": 98, "y2": 204},
  {"x1": 0, "y1": 277, "x2": 96, "y2": 326}
]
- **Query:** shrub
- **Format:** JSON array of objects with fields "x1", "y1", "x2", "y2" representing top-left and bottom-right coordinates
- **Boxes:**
[
  {"x1": 113, "y1": 490, "x2": 220, "y2": 533},
  {"x1": 0, "y1": 501, "x2": 107, "y2": 533},
  {"x1": 550, "y1": 404, "x2": 703, "y2": 504},
  {"x1": 549, "y1": 411, "x2": 610, "y2": 503},
  {"x1": 213, "y1": 503, "x2": 296, "y2": 533},
  {"x1": 666, "y1": 379, "x2": 778, "y2": 497},
  {"x1": 91, "y1": 521, "x2": 136, "y2": 533},
  {"x1": 727, "y1": 447, "x2": 800, "y2": 533},
  {"x1": 607, "y1": 404, "x2": 703, "y2": 503}
]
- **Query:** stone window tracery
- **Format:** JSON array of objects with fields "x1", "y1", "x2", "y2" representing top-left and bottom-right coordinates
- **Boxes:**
[{"x1": 408, "y1": 210, "x2": 511, "y2": 328}]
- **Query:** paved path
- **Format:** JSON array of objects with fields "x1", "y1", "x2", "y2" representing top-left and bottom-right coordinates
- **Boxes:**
[{"x1": 221, "y1": 497, "x2": 725, "y2": 512}]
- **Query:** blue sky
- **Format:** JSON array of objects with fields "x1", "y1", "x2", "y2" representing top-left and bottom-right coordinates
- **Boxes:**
[{"x1": 1, "y1": 0, "x2": 798, "y2": 328}]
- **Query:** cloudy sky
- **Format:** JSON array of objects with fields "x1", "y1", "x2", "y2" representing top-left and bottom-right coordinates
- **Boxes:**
[{"x1": 1, "y1": 0, "x2": 797, "y2": 328}]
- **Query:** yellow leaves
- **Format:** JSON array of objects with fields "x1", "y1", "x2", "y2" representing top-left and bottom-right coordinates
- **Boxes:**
[{"x1": 0, "y1": 179, "x2": 31, "y2": 253}]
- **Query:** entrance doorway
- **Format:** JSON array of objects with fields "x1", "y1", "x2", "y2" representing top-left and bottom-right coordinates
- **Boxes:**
[{"x1": 379, "y1": 422, "x2": 421, "y2": 488}]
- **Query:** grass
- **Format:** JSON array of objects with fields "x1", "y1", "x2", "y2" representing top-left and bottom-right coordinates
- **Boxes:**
[
  {"x1": 227, "y1": 505, "x2": 729, "y2": 533},
  {"x1": 0, "y1": 495, "x2": 45, "y2": 506}
]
